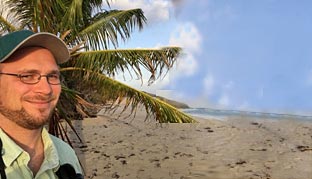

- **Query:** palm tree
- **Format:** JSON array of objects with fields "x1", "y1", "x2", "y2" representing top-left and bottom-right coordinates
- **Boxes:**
[{"x1": 0, "y1": 0, "x2": 196, "y2": 141}]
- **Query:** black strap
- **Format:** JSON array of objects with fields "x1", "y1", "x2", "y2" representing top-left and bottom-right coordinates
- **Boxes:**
[
  {"x1": 56, "y1": 163, "x2": 84, "y2": 179},
  {"x1": 0, "y1": 139, "x2": 7, "y2": 179}
]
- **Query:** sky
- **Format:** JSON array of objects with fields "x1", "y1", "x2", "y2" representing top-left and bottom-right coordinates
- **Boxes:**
[{"x1": 109, "y1": 0, "x2": 312, "y2": 115}]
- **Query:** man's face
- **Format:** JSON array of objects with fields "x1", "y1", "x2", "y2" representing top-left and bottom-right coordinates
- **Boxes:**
[{"x1": 0, "y1": 47, "x2": 61, "y2": 129}]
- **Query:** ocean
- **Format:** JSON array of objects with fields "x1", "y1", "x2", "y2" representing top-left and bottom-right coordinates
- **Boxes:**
[{"x1": 182, "y1": 108, "x2": 312, "y2": 121}]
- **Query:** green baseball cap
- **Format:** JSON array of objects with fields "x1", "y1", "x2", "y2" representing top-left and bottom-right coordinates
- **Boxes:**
[{"x1": 0, "y1": 30, "x2": 70, "y2": 64}]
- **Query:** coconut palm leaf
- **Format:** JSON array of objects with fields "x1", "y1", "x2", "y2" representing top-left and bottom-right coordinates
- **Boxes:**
[
  {"x1": 61, "y1": 67, "x2": 196, "y2": 123},
  {"x1": 0, "y1": 0, "x2": 196, "y2": 141},
  {"x1": 67, "y1": 8, "x2": 146, "y2": 50},
  {"x1": 0, "y1": 1, "x2": 18, "y2": 33},
  {"x1": 61, "y1": 0, "x2": 112, "y2": 33},
  {"x1": 69, "y1": 47, "x2": 181, "y2": 84}
]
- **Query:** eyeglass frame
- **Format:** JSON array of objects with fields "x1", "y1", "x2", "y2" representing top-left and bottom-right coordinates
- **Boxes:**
[{"x1": 0, "y1": 72, "x2": 62, "y2": 85}]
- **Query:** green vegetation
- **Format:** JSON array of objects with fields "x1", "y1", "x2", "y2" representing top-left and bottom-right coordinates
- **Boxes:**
[{"x1": 0, "y1": 0, "x2": 196, "y2": 142}]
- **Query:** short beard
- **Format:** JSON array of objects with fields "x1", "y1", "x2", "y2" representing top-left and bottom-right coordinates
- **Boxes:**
[{"x1": 0, "y1": 106, "x2": 52, "y2": 130}]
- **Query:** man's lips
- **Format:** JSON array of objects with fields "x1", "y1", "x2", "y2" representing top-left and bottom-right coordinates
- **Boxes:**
[
  {"x1": 23, "y1": 95, "x2": 56, "y2": 103},
  {"x1": 26, "y1": 100, "x2": 52, "y2": 104},
  {"x1": 23, "y1": 95, "x2": 57, "y2": 109},
  {"x1": 24, "y1": 98, "x2": 55, "y2": 108}
]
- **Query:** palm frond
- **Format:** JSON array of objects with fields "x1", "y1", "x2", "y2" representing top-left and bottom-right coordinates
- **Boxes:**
[
  {"x1": 0, "y1": 16, "x2": 16, "y2": 34},
  {"x1": 60, "y1": 0, "x2": 112, "y2": 33},
  {"x1": 61, "y1": 67, "x2": 196, "y2": 123},
  {"x1": 0, "y1": 1, "x2": 19, "y2": 33},
  {"x1": 0, "y1": 0, "x2": 196, "y2": 146},
  {"x1": 69, "y1": 47, "x2": 181, "y2": 84},
  {"x1": 61, "y1": 0, "x2": 84, "y2": 32},
  {"x1": 73, "y1": 8, "x2": 146, "y2": 49},
  {"x1": 4, "y1": 0, "x2": 67, "y2": 32}
]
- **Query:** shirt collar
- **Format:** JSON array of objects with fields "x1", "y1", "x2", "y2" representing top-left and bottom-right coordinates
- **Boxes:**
[
  {"x1": 0, "y1": 128, "x2": 60, "y2": 170},
  {"x1": 0, "y1": 128, "x2": 23, "y2": 167},
  {"x1": 40, "y1": 128, "x2": 60, "y2": 171}
]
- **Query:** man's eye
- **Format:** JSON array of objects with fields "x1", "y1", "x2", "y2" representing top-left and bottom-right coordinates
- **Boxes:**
[
  {"x1": 20, "y1": 74, "x2": 36, "y2": 80},
  {"x1": 48, "y1": 74, "x2": 60, "y2": 79}
]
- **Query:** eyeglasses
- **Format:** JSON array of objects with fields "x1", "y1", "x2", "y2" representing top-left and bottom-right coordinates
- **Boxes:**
[{"x1": 0, "y1": 72, "x2": 62, "y2": 85}]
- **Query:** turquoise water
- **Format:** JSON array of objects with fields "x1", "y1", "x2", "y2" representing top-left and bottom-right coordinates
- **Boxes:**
[{"x1": 182, "y1": 108, "x2": 312, "y2": 121}]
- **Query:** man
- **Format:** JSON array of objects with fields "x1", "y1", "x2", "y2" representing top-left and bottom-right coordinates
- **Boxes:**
[{"x1": 0, "y1": 30, "x2": 83, "y2": 178}]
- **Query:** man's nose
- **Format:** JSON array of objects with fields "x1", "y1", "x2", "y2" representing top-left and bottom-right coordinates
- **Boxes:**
[{"x1": 33, "y1": 76, "x2": 53, "y2": 94}]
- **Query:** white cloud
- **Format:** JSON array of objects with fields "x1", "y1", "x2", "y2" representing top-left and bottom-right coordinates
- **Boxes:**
[
  {"x1": 172, "y1": 54, "x2": 198, "y2": 77},
  {"x1": 109, "y1": 0, "x2": 171, "y2": 23},
  {"x1": 169, "y1": 22, "x2": 202, "y2": 53},
  {"x1": 115, "y1": 69, "x2": 171, "y2": 94},
  {"x1": 168, "y1": 22, "x2": 202, "y2": 77},
  {"x1": 203, "y1": 74, "x2": 214, "y2": 96}
]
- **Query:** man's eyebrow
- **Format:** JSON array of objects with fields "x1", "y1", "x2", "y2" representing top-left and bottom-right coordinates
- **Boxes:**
[
  {"x1": 19, "y1": 69, "x2": 60, "y2": 74},
  {"x1": 48, "y1": 70, "x2": 61, "y2": 74},
  {"x1": 18, "y1": 69, "x2": 40, "y2": 73}
]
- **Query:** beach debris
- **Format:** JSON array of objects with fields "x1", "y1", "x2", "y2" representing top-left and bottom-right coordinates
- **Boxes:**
[
  {"x1": 149, "y1": 159, "x2": 160, "y2": 163},
  {"x1": 145, "y1": 133, "x2": 153, "y2": 137},
  {"x1": 112, "y1": 172, "x2": 120, "y2": 178},
  {"x1": 174, "y1": 152, "x2": 181, "y2": 155},
  {"x1": 250, "y1": 148, "x2": 267, "y2": 151},
  {"x1": 252, "y1": 172, "x2": 271, "y2": 179},
  {"x1": 88, "y1": 168, "x2": 98, "y2": 179},
  {"x1": 250, "y1": 122, "x2": 263, "y2": 128},
  {"x1": 204, "y1": 127, "x2": 214, "y2": 132},
  {"x1": 101, "y1": 153, "x2": 110, "y2": 158},
  {"x1": 120, "y1": 160, "x2": 127, "y2": 165},
  {"x1": 250, "y1": 122, "x2": 259, "y2": 125},
  {"x1": 235, "y1": 159, "x2": 247, "y2": 165},
  {"x1": 180, "y1": 136, "x2": 187, "y2": 140},
  {"x1": 128, "y1": 153, "x2": 135, "y2": 157},
  {"x1": 180, "y1": 153, "x2": 194, "y2": 157},
  {"x1": 103, "y1": 163, "x2": 112, "y2": 169},
  {"x1": 227, "y1": 160, "x2": 247, "y2": 168},
  {"x1": 155, "y1": 163, "x2": 161, "y2": 168},
  {"x1": 196, "y1": 147, "x2": 209, "y2": 154},
  {"x1": 279, "y1": 137, "x2": 286, "y2": 142},
  {"x1": 149, "y1": 159, "x2": 161, "y2": 168},
  {"x1": 296, "y1": 145, "x2": 312, "y2": 152},
  {"x1": 115, "y1": 155, "x2": 126, "y2": 160},
  {"x1": 79, "y1": 145, "x2": 88, "y2": 148},
  {"x1": 162, "y1": 156, "x2": 170, "y2": 160}
]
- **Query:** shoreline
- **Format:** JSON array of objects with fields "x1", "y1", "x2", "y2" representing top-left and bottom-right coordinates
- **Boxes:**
[
  {"x1": 68, "y1": 107, "x2": 312, "y2": 179},
  {"x1": 182, "y1": 108, "x2": 312, "y2": 122}
]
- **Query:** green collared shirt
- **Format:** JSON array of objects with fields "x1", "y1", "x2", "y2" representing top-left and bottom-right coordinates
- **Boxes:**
[{"x1": 0, "y1": 128, "x2": 82, "y2": 179}]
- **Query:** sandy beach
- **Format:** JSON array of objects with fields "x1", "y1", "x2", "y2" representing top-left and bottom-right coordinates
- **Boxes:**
[{"x1": 67, "y1": 107, "x2": 312, "y2": 179}]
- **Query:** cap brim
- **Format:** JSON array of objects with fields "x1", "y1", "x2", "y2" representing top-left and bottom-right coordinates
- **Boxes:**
[{"x1": 1, "y1": 32, "x2": 70, "y2": 64}]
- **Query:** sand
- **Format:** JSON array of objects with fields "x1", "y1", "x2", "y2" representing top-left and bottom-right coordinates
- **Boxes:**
[{"x1": 67, "y1": 107, "x2": 312, "y2": 179}]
